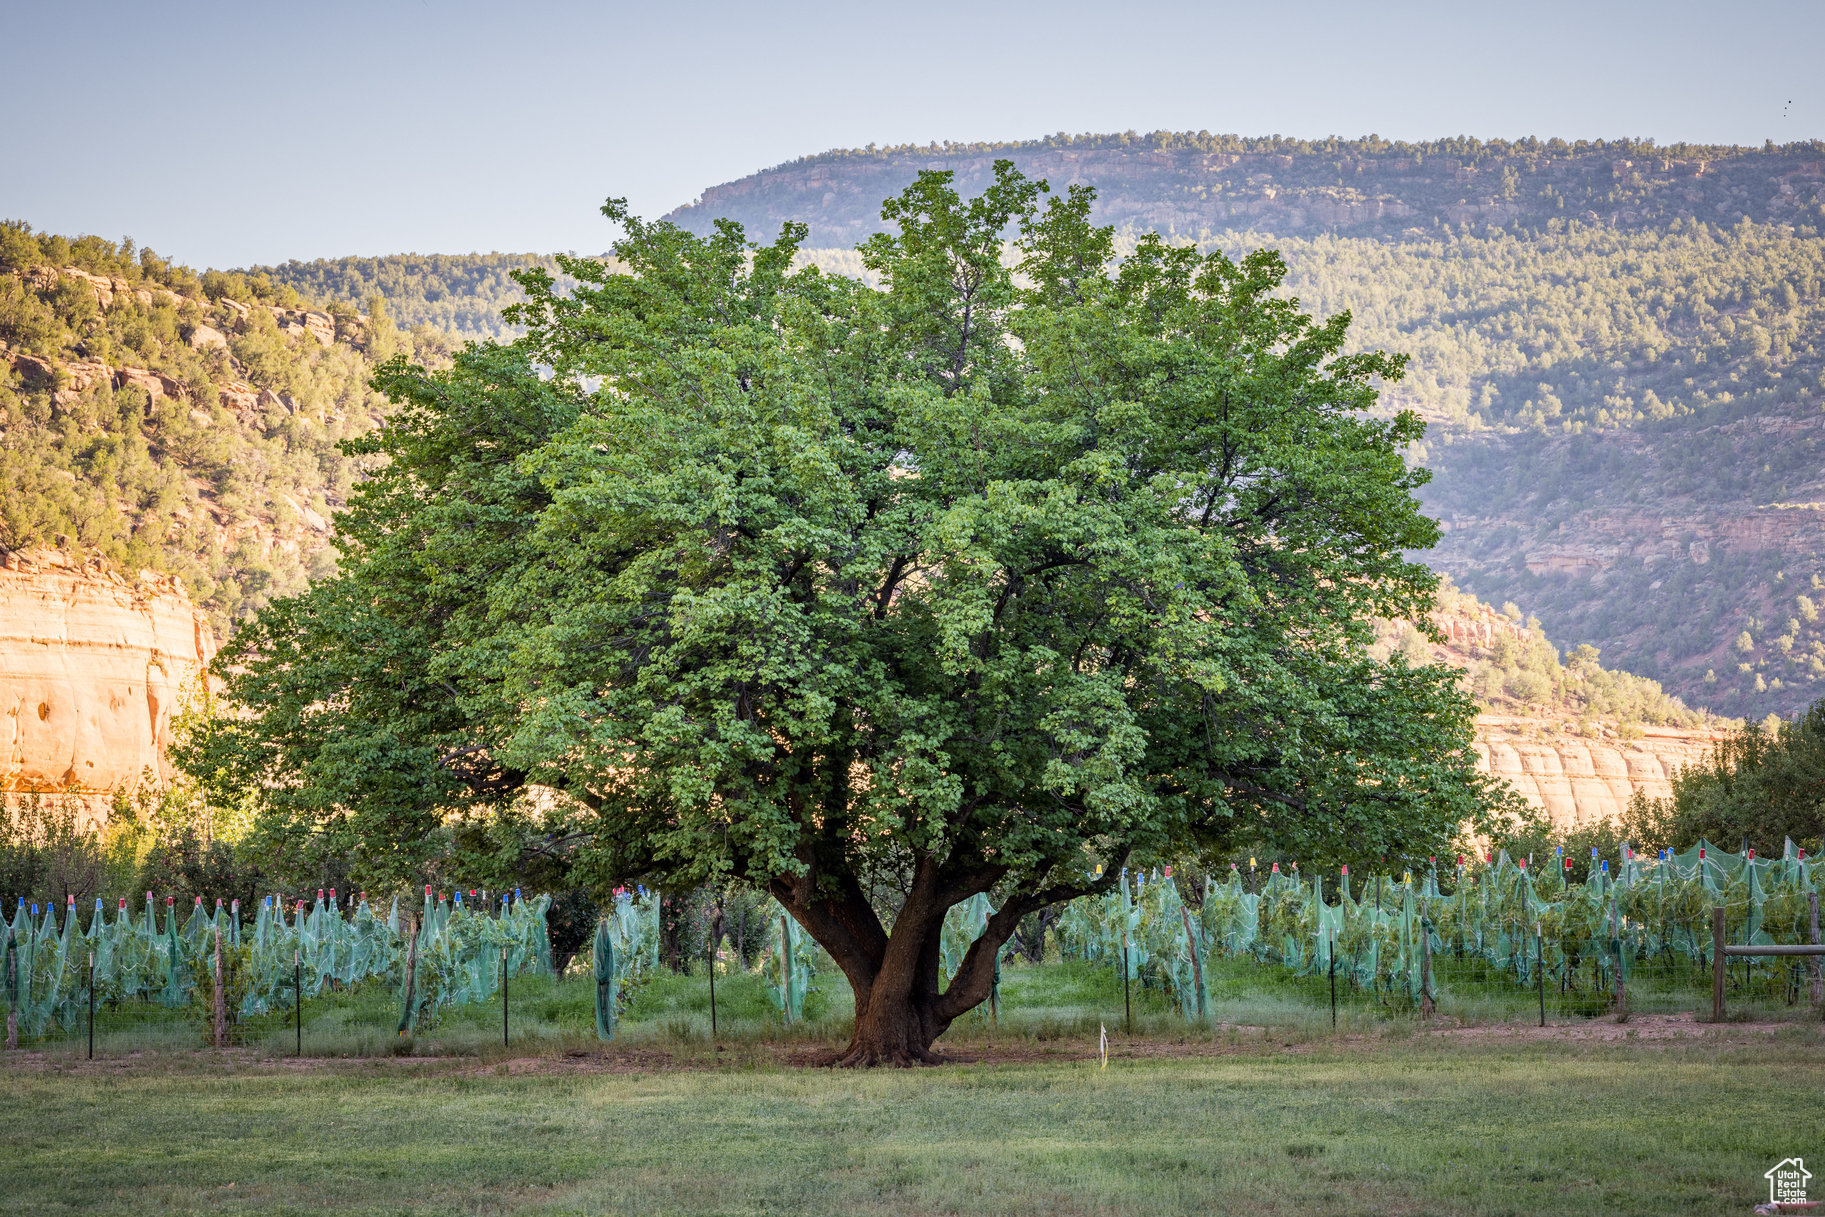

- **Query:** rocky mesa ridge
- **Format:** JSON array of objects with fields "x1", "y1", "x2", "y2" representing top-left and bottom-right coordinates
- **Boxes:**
[
  {"x1": 666, "y1": 136, "x2": 1825, "y2": 249},
  {"x1": 0, "y1": 549, "x2": 215, "y2": 830},
  {"x1": 1472, "y1": 716, "x2": 1722, "y2": 830},
  {"x1": 4, "y1": 262, "x2": 367, "y2": 424}
]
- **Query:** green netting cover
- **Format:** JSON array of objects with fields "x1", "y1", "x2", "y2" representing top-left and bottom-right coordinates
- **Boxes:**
[{"x1": 1051, "y1": 841, "x2": 1818, "y2": 1017}]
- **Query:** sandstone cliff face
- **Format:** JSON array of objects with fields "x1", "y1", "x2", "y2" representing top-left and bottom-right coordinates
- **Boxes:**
[
  {"x1": 1471, "y1": 716, "x2": 1721, "y2": 830},
  {"x1": 1400, "y1": 599, "x2": 1725, "y2": 829},
  {"x1": 0, "y1": 550, "x2": 215, "y2": 830}
]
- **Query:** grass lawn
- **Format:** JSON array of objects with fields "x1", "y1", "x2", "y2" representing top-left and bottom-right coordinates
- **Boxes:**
[{"x1": 3, "y1": 1033, "x2": 1820, "y2": 1216}]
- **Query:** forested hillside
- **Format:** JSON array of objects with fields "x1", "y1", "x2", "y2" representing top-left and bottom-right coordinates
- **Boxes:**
[
  {"x1": 1224, "y1": 219, "x2": 1825, "y2": 719},
  {"x1": 1379, "y1": 581, "x2": 1720, "y2": 731},
  {"x1": 663, "y1": 132, "x2": 1825, "y2": 720},
  {"x1": 247, "y1": 253, "x2": 563, "y2": 341},
  {"x1": 12, "y1": 127, "x2": 1825, "y2": 719},
  {"x1": 1249, "y1": 220, "x2": 1825, "y2": 430},
  {"x1": 0, "y1": 221, "x2": 457, "y2": 633}
]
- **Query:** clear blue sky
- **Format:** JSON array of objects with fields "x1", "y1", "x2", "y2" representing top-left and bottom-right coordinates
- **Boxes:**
[{"x1": 2, "y1": 0, "x2": 1819, "y2": 268}]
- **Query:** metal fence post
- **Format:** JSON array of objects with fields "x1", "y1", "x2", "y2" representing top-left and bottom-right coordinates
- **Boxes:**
[
  {"x1": 1536, "y1": 927, "x2": 1546, "y2": 1028},
  {"x1": 1711, "y1": 906, "x2": 1726, "y2": 1022},
  {"x1": 501, "y1": 946, "x2": 509, "y2": 1049},
  {"x1": 87, "y1": 951, "x2": 95, "y2": 1061},
  {"x1": 294, "y1": 950, "x2": 302, "y2": 1057},
  {"x1": 1610, "y1": 904, "x2": 1625, "y2": 1018},
  {"x1": 5, "y1": 933, "x2": 15, "y2": 1051},
  {"x1": 1121, "y1": 935, "x2": 1132, "y2": 1034}
]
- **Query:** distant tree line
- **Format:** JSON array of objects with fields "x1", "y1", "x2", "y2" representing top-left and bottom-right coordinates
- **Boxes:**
[
  {"x1": 247, "y1": 252, "x2": 585, "y2": 341},
  {"x1": 783, "y1": 129, "x2": 1825, "y2": 169}
]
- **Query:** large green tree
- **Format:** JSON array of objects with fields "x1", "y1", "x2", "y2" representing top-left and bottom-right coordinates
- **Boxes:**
[
  {"x1": 190, "y1": 164, "x2": 1503, "y2": 1064},
  {"x1": 1624, "y1": 703, "x2": 1825, "y2": 855}
]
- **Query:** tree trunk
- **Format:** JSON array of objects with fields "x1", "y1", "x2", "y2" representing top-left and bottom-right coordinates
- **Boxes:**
[
  {"x1": 777, "y1": 868, "x2": 1030, "y2": 1067},
  {"x1": 660, "y1": 892, "x2": 689, "y2": 973},
  {"x1": 831, "y1": 898, "x2": 960, "y2": 1066},
  {"x1": 841, "y1": 988, "x2": 947, "y2": 1066},
  {"x1": 767, "y1": 842, "x2": 1109, "y2": 1067},
  {"x1": 827, "y1": 889, "x2": 951, "y2": 1066},
  {"x1": 1015, "y1": 907, "x2": 1057, "y2": 963}
]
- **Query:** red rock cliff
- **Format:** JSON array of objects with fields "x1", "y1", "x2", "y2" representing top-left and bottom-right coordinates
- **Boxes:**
[
  {"x1": 0, "y1": 550, "x2": 215, "y2": 829},
  {"x1": 1472, "y1": 715, "x2": 1722, "y2": 830}
]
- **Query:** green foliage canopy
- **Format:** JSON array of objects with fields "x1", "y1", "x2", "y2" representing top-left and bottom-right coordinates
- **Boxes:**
[
  {"x1": 193, "y1": 165, "x2": 1506, "y2": 1059},
  {"x1": 1638, "y1": 703, "x2": 1825, "y2": 855}
]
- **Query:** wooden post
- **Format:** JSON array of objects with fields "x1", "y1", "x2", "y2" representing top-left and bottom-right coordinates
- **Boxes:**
[
  {"x1": 1328, "y1": 932, "x2": 1337, "y2": 1029},
  {"x1": 1536, "y1": 928, "x2": 1546, "y2": 1028},
  {"x1": 1809, "y1": 892, "x2": 1822, "y2": 1009},
  {"x1": 1121, "y1": 934, "x2": 1132, "y2": 1034},
  {"x1": 400, "y1": 918, "x2": 418, "y2": 1037},
  {"x1": 779, "y1": 914, "x2": 793, "y2": 1025},
  {"x1": 1711, "y1": 906, "x2": 1726, "y2": 1022},
  {"x1": 213, "y1": 930, "x2": 226, "y2": 1049},
  {"x1": 1461, "y1": 881, "x2": 1468, "y2": 958}
]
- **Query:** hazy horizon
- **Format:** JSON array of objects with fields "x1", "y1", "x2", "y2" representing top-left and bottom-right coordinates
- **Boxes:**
[{"x1": 2, "y1": 0, "x2": 1821, "y2": 268}]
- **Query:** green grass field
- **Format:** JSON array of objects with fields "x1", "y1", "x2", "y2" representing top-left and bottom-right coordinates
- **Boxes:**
[
  {"x1": 7, "y1": 959, "x2": 1821, "y2": 1215},
  {"x1": 3, "y1": 1036, "x2": 1820, "y2": 1216}
]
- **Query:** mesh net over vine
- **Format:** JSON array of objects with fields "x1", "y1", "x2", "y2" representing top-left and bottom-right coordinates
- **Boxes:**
[
  {"x1": 1056, "y1": 839, "x2": 1820, "y2": 1016},
  {"x1": 6, "y1": 838, "x2": 1818, "y2": 1046},
  {"x1": 2, "y1": 886, "x2": 552, "y2": 1040}
]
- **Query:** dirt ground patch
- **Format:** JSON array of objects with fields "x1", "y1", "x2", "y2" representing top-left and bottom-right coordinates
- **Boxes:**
[
  {"x1": 1421, "y1": 1009, "x2": 1810, "y2": 1043},
  {"x1": 6, "y1": 1012, "x2": 1814, "y2": 1078}
]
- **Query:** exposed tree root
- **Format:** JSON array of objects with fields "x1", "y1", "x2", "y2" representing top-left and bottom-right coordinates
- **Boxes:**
[{"x1": 828, "y1": 1042, "x2": 947, "y2": 1068}]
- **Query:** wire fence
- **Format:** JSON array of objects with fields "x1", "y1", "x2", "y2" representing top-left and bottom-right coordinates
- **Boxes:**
[
  {"x1": 7, "y1": 841, "x2": 1821, "y2": 1059},
  {"x1": 2, "y1": 886, "x2": 557, "y2": 1057},
  {"x1": 1061, "y1": 839, "x2": 1825, "y2": 1030}
]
